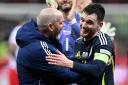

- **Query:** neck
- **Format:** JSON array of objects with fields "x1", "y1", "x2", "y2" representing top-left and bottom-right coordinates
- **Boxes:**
[{"x1": 61, "y1": 10, "x2": 69, "y2": 19}]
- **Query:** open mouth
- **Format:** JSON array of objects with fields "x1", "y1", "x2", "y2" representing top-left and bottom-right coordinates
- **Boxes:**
[
  {"x1": 84, "y1": 29, "x2": 88, "y2": 32},
  {"x1": 82, "y1": 28, "x2": 90, "y2": 36},
  {"x1": 83, "y1": 27, "x2": 89, "y2": 33},
  {"x1": 62, "y1": 3, "x2": 69, "y2": 6}
]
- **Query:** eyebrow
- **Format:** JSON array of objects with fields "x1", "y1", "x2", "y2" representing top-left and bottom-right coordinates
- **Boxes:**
[
  {"x1": 81, "y1": 12, "x2": 98, "y2": 23},
  {"x1": 81, "y1": 17, "x2": 97, "y2": 22},
  {"x1": 88, "y1": 19, "x2": 97, "y2": 23}
]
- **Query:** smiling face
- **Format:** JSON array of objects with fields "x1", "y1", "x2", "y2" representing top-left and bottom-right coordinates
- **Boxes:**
[
  {"x1": 55, "y1": 0, "x2": 72, "y2": 12},
  {"x1": 80, "y1": 12, "x2": 102, "y2": 41}
]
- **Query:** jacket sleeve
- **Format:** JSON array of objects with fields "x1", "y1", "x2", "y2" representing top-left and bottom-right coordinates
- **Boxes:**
[{"x1": 21, "y1": 41, "x2": 83, "y2": 83}]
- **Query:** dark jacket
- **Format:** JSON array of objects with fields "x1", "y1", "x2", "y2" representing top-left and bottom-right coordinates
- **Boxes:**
[{"x1": 16, "y1": 19, "x2": 82, "y2": 85}]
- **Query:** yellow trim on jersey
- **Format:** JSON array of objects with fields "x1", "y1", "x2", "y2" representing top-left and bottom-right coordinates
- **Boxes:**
[
  {"x1": 94, "y1": 53, "x2": 109, "y2": 64},
  {"x1": 102, "y1": 73, "x2": 105, "y2": 85},
  {"x1": 112, "y1": 58, "x2": 115, "y2": 73},
  {"x1": 76, "y1": 51, "x2": 80, "y2": 58}
]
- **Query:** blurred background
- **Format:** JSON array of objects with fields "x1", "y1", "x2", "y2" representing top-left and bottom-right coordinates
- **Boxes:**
[{"x1": 0, "y1": 0, "x2": 128, "y2": 85}]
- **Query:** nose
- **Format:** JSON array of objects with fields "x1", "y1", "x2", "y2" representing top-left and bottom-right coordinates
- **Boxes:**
[{"x1": 81, "y1": 22, "x2": 87, "y2": 28}]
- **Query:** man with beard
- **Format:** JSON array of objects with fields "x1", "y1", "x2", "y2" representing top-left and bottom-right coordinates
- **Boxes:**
[
  {"x1": 46, "y1": 3, "x2": 115, "y2": 85},
  {"x1": 52, "y1": 0, "x2": 81, "y2": 59},
  {"x1": 46, "y1": 0, "x2": 116, "y2": 60},
  {"x1": 16, "y1": 8, "x2": 84, "y2": 85}
]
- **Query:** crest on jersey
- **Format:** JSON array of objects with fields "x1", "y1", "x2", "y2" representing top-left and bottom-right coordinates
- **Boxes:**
[{"x1": 81, "y1": 52, "x2": 88, "y2": 59}]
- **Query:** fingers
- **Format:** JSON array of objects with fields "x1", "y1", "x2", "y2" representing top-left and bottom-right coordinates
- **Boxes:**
[
  {"x1": 46, "y1": 56, "x2": 64, "y2": 66},
  {"x1": 48, "y1": 54, "x2": 60, "y2": 57},
  {"x1": 48, "y1": 50, "x2": 66, "y2": 59},
  {"x1": 100, "y1": 22, "x2": 116, "y2": 39},
  {"x1": 46, "y1": 0, "x2": 58, "y2": 8},
  {"x1": 46, "y1": 56, "x2": 58, "y2": 64},
  {"x1": 106, "y1": 22, "x2": 111, "y2": 29},
  {"x1": 56, "y1": 50, "x2": 63, "y2": 55},
  {"x1": 46, "y1": 54, "x2": 73, "y2": 68},
  {"x1": 108, "y1": 27, "x2": 116, "y2": 37},
  {"x1": 46, "y1": 56, "x2": 60, "y2": 61},
  {"x1": 110, "y1": 27, "x2": 116, "y2": 33}
]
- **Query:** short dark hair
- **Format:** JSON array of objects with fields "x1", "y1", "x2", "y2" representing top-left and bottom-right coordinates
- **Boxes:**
[{"x1": 83, "y1": 3, "x2": 105, "y2": 21}]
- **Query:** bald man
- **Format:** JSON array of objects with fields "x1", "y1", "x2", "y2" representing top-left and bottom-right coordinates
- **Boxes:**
[{"x1": 16, "y1": 8, "x2": 83, "y2": 85}]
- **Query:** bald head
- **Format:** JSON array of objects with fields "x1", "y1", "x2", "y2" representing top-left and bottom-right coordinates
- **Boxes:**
[{"x1": 37, "y1": 8, "x2": 62, "y2": 27}]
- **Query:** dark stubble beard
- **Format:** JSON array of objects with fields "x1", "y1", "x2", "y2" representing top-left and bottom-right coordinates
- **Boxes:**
[
  {"x1": 57, "y1": 5, "x2": 71, "y2": 13},
  {"x1": 48, "y1": 31, "x2": 59, "y2": 40}
]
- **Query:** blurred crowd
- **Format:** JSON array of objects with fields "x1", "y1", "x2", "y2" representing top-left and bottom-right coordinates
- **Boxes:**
[{"x1": 0, "y1": 0, "x2": 45, "y2": 3}]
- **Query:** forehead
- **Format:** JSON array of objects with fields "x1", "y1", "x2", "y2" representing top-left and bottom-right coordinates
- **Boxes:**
[
  {"x1": 55, "y1": 13, "x2": 64, "y2": 21},
  {"x1": 55, "y1": 0, "x2": 72, "y2": 2},
  {"x1": 81, "y1": 12, "x2": 98, "y2": 21}
]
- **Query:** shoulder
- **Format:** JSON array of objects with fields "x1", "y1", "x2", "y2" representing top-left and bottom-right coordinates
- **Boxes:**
[
  {"x1": 76, "y1": 37, "x2": 83, "y2": 43},
  {"x1": 93, "y1": 32, "x2": 114, "y2": 56},
  {"x1": 18, "y1": 41, "x2": 44, "y2": 57},
  {"x1": 95, "y1": 32, "x2": 113, "y2": 46},
  {"x1": 25, "y1": 41, "x2": 57, "y2": 55},
  {"x1": 76, "y1": 37, "x2": 84, "y2": 44},
  {"x1": 17, "y1": 41, "x2": 57, "y2": 65}
]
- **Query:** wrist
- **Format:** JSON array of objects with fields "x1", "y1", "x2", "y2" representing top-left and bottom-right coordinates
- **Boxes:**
[{"x1": 67, "y1": 60, "x2": 74, "y2": 68}]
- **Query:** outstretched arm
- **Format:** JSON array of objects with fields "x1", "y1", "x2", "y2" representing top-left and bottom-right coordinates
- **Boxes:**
[
  {"x1": 67, "y1": 0, "x2": 76, "y2": 21},
  {"x1": 76, "y1": 0, "x2": 92, "y2": 13},
  {"x1": 46, "y1": 50, "x2": 109, "y2": 78}
]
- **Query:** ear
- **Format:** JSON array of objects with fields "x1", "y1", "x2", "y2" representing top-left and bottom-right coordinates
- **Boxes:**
[
  {"x1": 98, "y1": 21, "x2": 103, "y2": 30},
  {"x1": 99, "y1": 21, "x2": 103, "y2": 27},
  {"x1": 48, "y1": 23, "x2": 54, "y2": 31}
]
